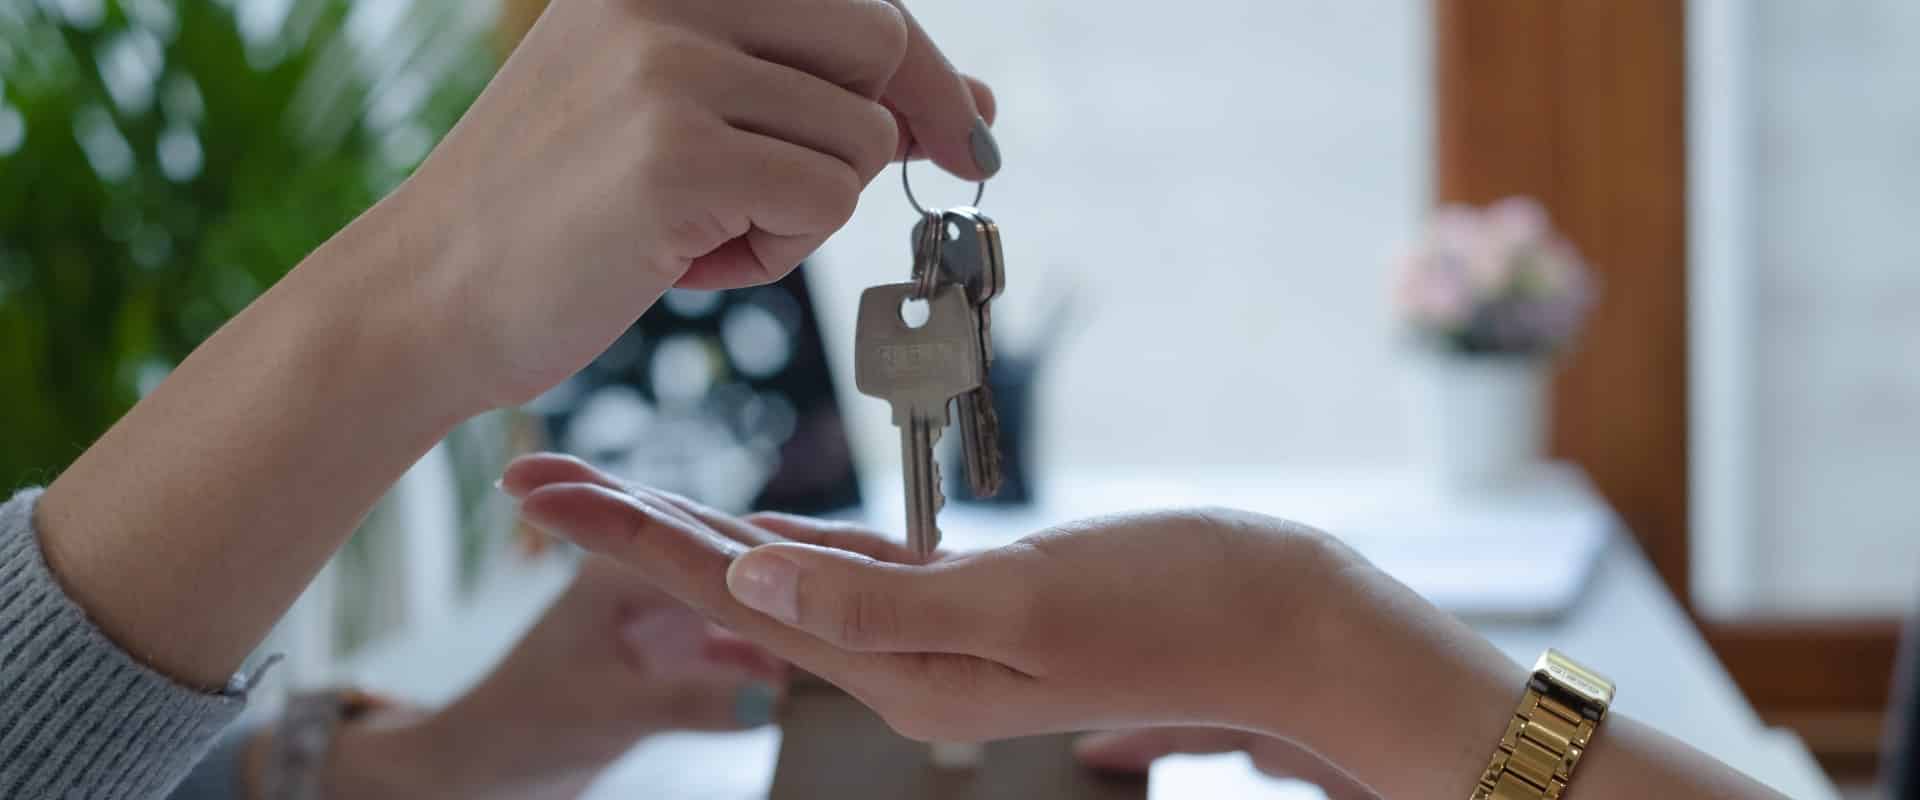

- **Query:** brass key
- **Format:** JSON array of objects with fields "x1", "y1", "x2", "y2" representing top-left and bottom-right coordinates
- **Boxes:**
[
  {"x1": 853, "y1": 283, "x2": 982, "y2": 558},
  {"x1": 923, "y1": 207, "x2": 1006, "y2": 497}
]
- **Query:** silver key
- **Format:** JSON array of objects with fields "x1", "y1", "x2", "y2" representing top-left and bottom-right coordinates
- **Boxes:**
[
  {"x1": 908, "y1": 209, "x2": 943, "y2": 300},
  {"x1": 926, "y1": 207, "x2": 1007, "y2": 497},
  {"x1": 937, "y1": 207, "x2": 1005, "y2": 304},
  {"x1": 954, "y1": 383, "x2": 1005, "y2": 498},
  {"x1": 854, "y1": 282, "x2": 983, "y2": 557}
]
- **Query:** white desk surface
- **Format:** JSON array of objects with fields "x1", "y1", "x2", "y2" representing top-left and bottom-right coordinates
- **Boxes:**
[{"x1": 346, "y1": 467, "x2": 1837, "y2": 799}]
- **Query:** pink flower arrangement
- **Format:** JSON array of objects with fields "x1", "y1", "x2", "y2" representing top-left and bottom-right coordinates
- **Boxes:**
[{"x1": 1393, "y1": 197, "x2": 1595, "y2": 356}]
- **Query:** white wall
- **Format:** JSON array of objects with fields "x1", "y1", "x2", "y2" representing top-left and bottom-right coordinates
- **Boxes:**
[
  {"x1": 1693, "y1": 0, "x2": 1920, "y2": 617},
  {"x1": 1751, "y1": 0, "x2": 1920, "y2": 615},
  {"x1": 811, "y1": 0, "x2": 1431, "y2": 482}
]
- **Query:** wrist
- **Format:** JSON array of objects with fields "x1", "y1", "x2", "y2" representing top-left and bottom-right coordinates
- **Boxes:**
[
  {"x1": 35, "y1": 199, "x2": 470, "y2": 688},
  {"x1": 322, "y1": 706, "x2": 599, "y2": 800},
  {"x1": 367, "y1": 169, "x2": 665, "y2": 413},
  {"x1": 399, "y1": 690, "x2": 615, "y2": 800},
  {"x1": 319, "y1": 708, "x2": 455, "y2": 800},
  {"x1": 242, "y1": 701, "x2": 449, "y2": 800},
  {"x1": 284, "y1": 188, "x2": 477, "y2": 424},
  {"x1": 1244, "y1": 535, "x2": 1523, "y2": 799},
  {"x1": 1324, "y1": 627, "x2": 1520, "y2": 800}
]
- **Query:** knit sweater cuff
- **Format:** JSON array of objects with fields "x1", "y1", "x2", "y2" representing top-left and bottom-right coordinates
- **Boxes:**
[{"x1": 0, "y1": 488, "x2": 249, "y2": 800}]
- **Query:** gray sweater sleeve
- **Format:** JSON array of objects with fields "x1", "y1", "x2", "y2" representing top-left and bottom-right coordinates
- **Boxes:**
[{"x1": 0, "y1": 489, "x2": 249, "y2": 800}]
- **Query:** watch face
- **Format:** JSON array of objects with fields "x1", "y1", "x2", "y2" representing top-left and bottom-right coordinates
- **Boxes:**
[{"x1": 1534, "y1": 649, "x2": 1616, "y2": 715}]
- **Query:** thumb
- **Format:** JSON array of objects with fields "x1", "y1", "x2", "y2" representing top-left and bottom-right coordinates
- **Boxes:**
[
  {"x1": 724, "y1": 543, "x2": 1020, "y2": 656},
  {"x1": 881, "y1": 3, "x2": 1001, "y2": 180}
]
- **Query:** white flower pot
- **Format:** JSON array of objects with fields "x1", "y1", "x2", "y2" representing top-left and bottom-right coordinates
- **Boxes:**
[{"x1": 1408, "y1": 352, "x2": 1549, "y2": 490}]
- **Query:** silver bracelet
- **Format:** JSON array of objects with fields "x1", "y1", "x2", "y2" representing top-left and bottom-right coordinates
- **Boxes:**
[{"x1": 263, "y1": 689, "x2": 392, "y2": 800}]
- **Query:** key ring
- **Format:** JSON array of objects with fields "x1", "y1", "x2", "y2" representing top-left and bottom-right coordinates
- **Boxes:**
[{"x1": 901, "y1": 142, "x2": 986, "y2": 214}]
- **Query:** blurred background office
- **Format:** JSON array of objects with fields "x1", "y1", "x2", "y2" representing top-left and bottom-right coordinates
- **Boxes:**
[{"x1": 1, "y1": 0, "x2": 1914, "y2": 796}]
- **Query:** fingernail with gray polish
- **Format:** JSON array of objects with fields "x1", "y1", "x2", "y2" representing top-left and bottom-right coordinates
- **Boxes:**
[
  {"x1": 969, "y1": 117, "x2": 1001, "y2": 178},
  {"x1": 733, "y1": 683, "x2": 779, "y2": 727}
]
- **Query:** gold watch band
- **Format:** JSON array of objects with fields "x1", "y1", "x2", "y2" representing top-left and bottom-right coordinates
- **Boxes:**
[{"x1": 1472, "y1": 650, "x2": 1615, "y2": 800}]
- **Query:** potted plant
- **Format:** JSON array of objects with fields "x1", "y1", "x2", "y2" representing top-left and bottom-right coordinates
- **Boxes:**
[
  {"x1": 0, "y1": 0, "x2": 495, "y2": 668},
  {"x1": 1393, "y1": 197, "x2": 1594, "y2": 489}
]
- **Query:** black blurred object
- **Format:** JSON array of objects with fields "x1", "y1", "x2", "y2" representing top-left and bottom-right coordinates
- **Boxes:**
[
  {"x1": 944, "y1": 284, "x2": 1079, "y2": 507},
  {"x1": 537, "y1": 266, "x2": 860, "y2": 516},
  {"x1": 944, "y1": 354, "x2": 1038, "y2": 506},
  {"x1": 1890, "y1": 608, "x2": 1920, "y2": 799}
]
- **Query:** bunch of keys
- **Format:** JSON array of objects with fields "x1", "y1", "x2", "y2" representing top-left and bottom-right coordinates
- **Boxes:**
[{"x1": 853, "y1": 156, "x2": 1007, "y2": 559}]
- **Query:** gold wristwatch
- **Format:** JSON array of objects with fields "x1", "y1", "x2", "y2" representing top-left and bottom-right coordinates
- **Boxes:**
[{"x1": 1472, "y1": 649, "x2": 1615, "y2": 800}]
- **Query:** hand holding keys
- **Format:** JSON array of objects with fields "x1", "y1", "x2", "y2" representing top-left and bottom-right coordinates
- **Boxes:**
[{"x1": 855, "y1": 160, "x2": 1008, "y2": 559}]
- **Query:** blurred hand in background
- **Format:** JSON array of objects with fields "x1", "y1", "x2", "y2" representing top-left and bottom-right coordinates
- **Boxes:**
[
  {"x1": 245, "y1": 555, "x2": 788, "y2": 800},
  {"x1": 1074, "y1": 728, "x2": 1380, "y2": 800}
]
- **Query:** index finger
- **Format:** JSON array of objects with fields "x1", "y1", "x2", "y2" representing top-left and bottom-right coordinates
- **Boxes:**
[
  {"x1": 520, "y1": 482, "x2": 861, "y2": 670},
  {"x1": 504, "y1": 453, "x2": 787, "y2": 550},
  {"x1": 880, "y1": 2, "x2": 1001, "y2": 180}
]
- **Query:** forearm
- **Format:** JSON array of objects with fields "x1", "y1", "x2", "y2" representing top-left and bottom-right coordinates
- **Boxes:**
[
  {"x1": 1565, "y1": 716, "x2": 1793, "y2": 799},
  {"x1": 37, "y1": 189, "x2": 468, "y2": 689},
  {"x1": 1323, "y1": 659, "x2": 1791, "y2": 799},
  {"x1": 225, "y1": 704, "x2": 600, "y2": 800},
  {"x1": 1279, "y1": 565, "x2": 1789, "y2": 800},
  {"x1": 1272, "y1": 563, "x2": 1526, "y2": 799},
  {"x1": 391, "y1": 692, "x2": 608, "y2": 800},
  {"x1": 229, "y1": 708, "x2": 442, "y2": 800}
]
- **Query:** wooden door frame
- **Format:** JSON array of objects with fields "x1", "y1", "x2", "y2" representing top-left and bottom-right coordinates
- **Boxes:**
[
  {"x1": 1433, "y1": 0, "x2": 1691, "y2": 600},
  {"x1": 1432, "y1": 0, "x2": 1902, "y2": 778}
]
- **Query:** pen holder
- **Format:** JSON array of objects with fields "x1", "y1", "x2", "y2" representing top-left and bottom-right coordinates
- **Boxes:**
[{"x1": 944, "y1": 352, "x2": 1038, "y2": 506}]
